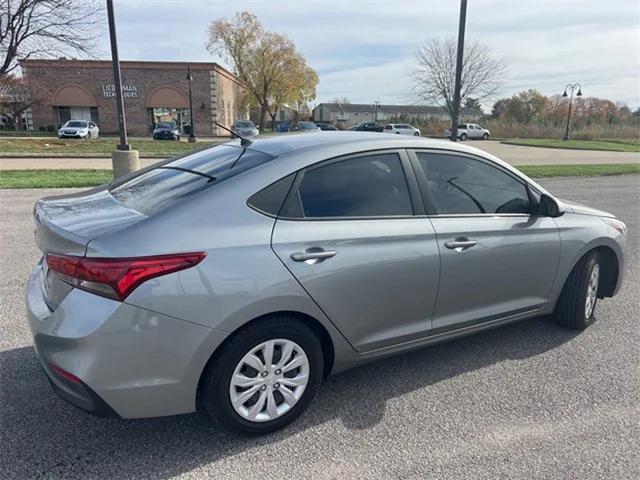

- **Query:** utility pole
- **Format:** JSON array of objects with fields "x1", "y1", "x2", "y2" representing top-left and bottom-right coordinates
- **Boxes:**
[
  {"x1": 106, "y1": 0, "x2": 139, "y2": 177},
  {"x1": 187, "y1": 65, "x2": 197, "y2": 142},
  {"x1": 450, "y1": 0, "x2": 467, "y2": 142}
]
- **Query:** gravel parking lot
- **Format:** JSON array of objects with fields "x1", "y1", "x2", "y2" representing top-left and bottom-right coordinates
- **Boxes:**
[{"x1": 1, "y1": 176, "x2": 639, "y2": 480}]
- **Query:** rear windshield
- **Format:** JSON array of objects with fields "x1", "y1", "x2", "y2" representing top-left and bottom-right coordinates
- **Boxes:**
[
  {"x1": 109, "y1": 144, "x2": 273, "y2": 215},
  {"x1": 235, "y1": 121, "x2": 254, "y2": 128}
]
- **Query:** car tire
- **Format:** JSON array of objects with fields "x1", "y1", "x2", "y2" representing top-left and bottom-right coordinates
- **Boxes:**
[
  {"x1": 414, "y1": 132, "x2": 420, "y2": 136},
  {"x1": 482, "y1": 133, "x2": 489, "y2": 140},
  {"x1": 199, "y1": 315, "x2": 324, "y2": 435},
  {"x1": 555, "y1": 251, "x2": 601, "y2": 330},
  {"x1": 460, "y1": 133, "x2": 467, "y2": 141}
]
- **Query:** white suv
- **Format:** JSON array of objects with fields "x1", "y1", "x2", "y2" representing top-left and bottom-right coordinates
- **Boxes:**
[
  {"x1": 446, "y1": 123, "x2": 490, "y2": 140},
  {"x1": 383, "y1": 123, "x2": 421, "y2": 136}
]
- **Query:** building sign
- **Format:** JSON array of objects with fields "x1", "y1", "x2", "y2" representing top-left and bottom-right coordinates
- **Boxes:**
[{"x1": 102, "y1": 84, "x2": 138, "y2": 98}]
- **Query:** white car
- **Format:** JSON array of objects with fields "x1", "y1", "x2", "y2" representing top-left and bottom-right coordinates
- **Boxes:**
[
  {"x1": 445, "y1": 123, "x2": 490, "y2": 141},
  {"x1": 382, "y1": 123, "x2": 421, "y2": 136},
  {"x1": 58, "y1": 120, "x2": 99, "y2": 139}
]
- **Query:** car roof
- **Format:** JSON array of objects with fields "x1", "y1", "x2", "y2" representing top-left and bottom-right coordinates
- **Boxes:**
[{"x1": 223, "y1": 131, "x2": 473, "y2": 157}]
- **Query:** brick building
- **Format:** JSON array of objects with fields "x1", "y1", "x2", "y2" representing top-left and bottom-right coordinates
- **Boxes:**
[{"x1": 20, "y1": 59, "x2": 247, "y2": 136}]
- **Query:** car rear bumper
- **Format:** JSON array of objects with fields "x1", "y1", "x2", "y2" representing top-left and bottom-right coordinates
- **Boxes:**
[{"x1": 25, "y1": 263, "x2": 227, "y2": 419}]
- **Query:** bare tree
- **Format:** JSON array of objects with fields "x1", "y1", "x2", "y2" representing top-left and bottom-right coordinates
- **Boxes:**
[
  {"x1": 0, "y1": 74, "x2": 41, "y2": 128},
  {"x1": 0, "y1": 0, "x2": 104, "y2": 76},
  {"x1": 411, "y1": 37, "x2": 507, "y2": 119}
]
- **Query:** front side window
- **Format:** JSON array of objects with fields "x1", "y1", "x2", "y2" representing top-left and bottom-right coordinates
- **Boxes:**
[
  {"x1": 416, "y1": 153, "x2": 531, "y2": 215},
  {"x1": 284, "y1": 153, "x2": 413, "y2": 218}
]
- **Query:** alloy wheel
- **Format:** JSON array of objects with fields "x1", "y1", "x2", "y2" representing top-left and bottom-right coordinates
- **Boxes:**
[
  {"x1": 585, "y1": 263, "x2": 599, "y2": 319},
  {"x1": 229, "y1": 339, "x2": 309, "y2": 422}
]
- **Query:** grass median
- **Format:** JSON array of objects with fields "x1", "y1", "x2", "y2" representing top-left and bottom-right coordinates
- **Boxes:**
[
  {"x1": 501, "y1": 138, "x2": 640, "y2": 152},
  {"x1": 1, "y1": 164, "x2": 639, "y2": 189},
  {"x1": 0, "y1": 137, "x2": 217, "y2": 157}
]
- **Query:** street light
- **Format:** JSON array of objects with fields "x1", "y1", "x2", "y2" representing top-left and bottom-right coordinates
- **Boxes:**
[
  {"x1": 562, "y1": 83, "x2": 582, "y2": 141},
  {"x1": 372, "y1": 101, "x2": 381, "y2": 124},
  {"x1": 106, "y1": 0, "x2": 139, "y2": 178},
  {"x1": 186, "y1": 65, "x2": 197, "y2": 143}
]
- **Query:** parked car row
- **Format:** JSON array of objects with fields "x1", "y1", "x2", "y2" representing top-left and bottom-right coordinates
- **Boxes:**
[{"x1": 56, "y1": 118, "x2": 488, "y2": 142}]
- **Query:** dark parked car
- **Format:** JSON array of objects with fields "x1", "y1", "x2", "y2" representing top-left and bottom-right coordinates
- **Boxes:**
[
  {"x1": 354, "y1": 122, "x2": 383, "y2": 132},
  {"x1": 316, "y1": 123, "x2": 337, "y2": 131},
  {"x1": 153, "y1": 122, "x2": 180, "y2": 141}
]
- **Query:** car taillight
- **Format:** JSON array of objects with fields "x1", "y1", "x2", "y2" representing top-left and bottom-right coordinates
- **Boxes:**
[{"x1": 45, "y1": 252, "x2": 206, "y2": 301}]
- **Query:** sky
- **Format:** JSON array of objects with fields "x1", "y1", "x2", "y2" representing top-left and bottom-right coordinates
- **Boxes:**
[{"x1": 100, "y1": 0, "x2": 640, "y2": 111}]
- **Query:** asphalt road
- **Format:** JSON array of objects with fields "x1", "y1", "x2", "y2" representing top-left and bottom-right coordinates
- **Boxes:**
[
  {"x1": 1, "y1": 140, "x2": 639, "y2": 169},
  {"x1": 1, "y1": 176, "x2": 639, "y2": 479}
]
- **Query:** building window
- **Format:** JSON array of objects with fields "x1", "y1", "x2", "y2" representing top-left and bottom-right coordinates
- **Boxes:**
[
  {"x1": 148, "y1": 107, "x2": 190, "y2": 133},
  {"x1": 57, "y1": 107, "x2": 71, "y2": 125},
  {"x1": 56, "y1": 106, "x2": 99, "y2": 126}
]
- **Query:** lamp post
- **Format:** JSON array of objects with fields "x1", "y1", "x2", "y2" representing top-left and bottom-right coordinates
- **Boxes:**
[
  {"x1": 106, "y1": 0, "x2": 139, "y2": 178},
  {"x1": 562, "y1": 83, "x2": 582, "y2": 141},
  {"x1": 186, "y1": 65, "x2": 197, "y2": 143},
  {"x1": 450, "y1": 0, "x2": 467, "y2": 142},
  {"x1": 372, "y1": 101, "x2": 380, "y2": 124}
]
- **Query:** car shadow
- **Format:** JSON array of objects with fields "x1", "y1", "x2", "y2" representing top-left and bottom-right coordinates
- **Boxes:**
[{"x1": 1, "y1": 315, "x2": 580, "y2": 479}]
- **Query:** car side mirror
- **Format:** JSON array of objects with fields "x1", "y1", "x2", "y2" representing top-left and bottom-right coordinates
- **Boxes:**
[{"x1": 539, "y1": 193, "x2": 563, "y2": 217}]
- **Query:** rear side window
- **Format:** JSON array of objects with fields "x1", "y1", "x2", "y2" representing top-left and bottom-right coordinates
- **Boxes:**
[
  {"x1": 282, "y1": 153, "x2": 413, "y2": 218},
  {"x1": 416, "y1": 153, "x2": 531, "y2": 215},
  {"x1": 110, "y1": 144, "x2": 273, "y2": 216},
  {"x1": 247, "y1": 174, "x2": 295, "y2": 216}
]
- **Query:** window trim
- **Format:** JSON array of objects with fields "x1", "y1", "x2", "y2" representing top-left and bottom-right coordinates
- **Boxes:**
[
  {"x1": 407, "y1": 148, "x2": 538, "y2": 218},
  {"x1": 278, "y1": 148, "x2": 423, "y2": 221}
]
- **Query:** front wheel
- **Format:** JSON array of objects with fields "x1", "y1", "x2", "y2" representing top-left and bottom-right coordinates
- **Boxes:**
[
  {"x1": 482, "y1": 133, "x2": 489, "y2": 140},
  {"x1": 414, "y1": 132, "x2": 420, "y2": 136},
  {"x1": 555, "y1": 251, "x2": 600, "y2": 330},
  {"x1": 199, "y1": 316, "x2": 324, "y2": 435}
]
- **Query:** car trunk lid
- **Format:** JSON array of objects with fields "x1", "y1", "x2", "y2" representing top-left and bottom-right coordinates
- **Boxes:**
[{"x1": 34, "y1": 188, "x2": 147, "y2": 309}]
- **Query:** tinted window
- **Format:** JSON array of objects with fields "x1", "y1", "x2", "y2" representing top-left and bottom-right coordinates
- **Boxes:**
[
  {"x1": 247, "y1": 174, "x2": 295, "y2": 216},
  {"x1": 458, "y1": 124, "x2": 467, "y2": 129},
  {"x1": 110, "y1": 144, "x2": 273, "y2": 216},
  {"x1": 417, "y1": 153, "x2": 531, "y2": 215},
  {"x1": 286, "y1": 153, "x2": 413, "y2": 218}
]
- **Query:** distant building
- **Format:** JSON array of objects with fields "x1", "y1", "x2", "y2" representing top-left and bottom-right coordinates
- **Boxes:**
[
  {"x1": 312, "y1": 102, "x2": 481, "y2": 127},
  {"x1": 20, "y1": 59, "x2": 247, "y2": 135}
]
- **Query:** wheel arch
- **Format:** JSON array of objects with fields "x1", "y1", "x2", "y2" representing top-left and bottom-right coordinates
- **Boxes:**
[
  {"x1": 556, "y1": 243, "x2": 620, "y2": 304},
  {"x1": 196, "y1": 310, "x2": 336, "y2": 401},
  {"x1": 593, "y1": 245, "x2": 619, "y2": 298}
]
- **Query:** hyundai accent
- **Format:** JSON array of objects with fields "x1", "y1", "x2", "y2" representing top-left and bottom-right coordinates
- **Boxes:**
[{"x1": 26, "y1": 132, "x2": 626, "y2": 435}]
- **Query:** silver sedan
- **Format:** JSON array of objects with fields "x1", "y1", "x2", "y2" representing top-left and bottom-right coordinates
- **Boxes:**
[{"x1": 26, "y1": 132, "x2": 627, "y2": 435}]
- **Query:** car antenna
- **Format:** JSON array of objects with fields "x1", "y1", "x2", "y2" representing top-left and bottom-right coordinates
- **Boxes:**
[{"x1": 215, "y1": 122, "x2": 253, "y2": 147}]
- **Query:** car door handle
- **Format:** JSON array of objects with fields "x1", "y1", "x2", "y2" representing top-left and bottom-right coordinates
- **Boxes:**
[
  {"x1": 444, "y1": 238, "x2": 478, "y2": 251},
  {"x1": 290, "y1": 249, "x2": 337, "y2": 263}
]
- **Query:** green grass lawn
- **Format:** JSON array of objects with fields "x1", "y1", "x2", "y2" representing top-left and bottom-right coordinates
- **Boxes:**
[
  {"x1": 516, "y1": 163, "x2": 640, "y2": 178},
  {"x1": 501, "y1": 138, "x2": 640, "y2": 152},
  {"x1": 2, "y1": 164, "x2": 639, "y2": 188},
  {"x1": 0, "y1": 138, "x2": 218, "y2": 157}
]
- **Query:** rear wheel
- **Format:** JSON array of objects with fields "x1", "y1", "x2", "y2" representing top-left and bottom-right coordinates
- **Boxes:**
[
  {"x1": 460, "y1": 132, "x2": 467, "y2": 141},
  {"x1": 555, "y1": 251, "x2": 600, "y2": 330},
  {"x1": 199, "y1": 316, "x2": 323, "y2": 435}
]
